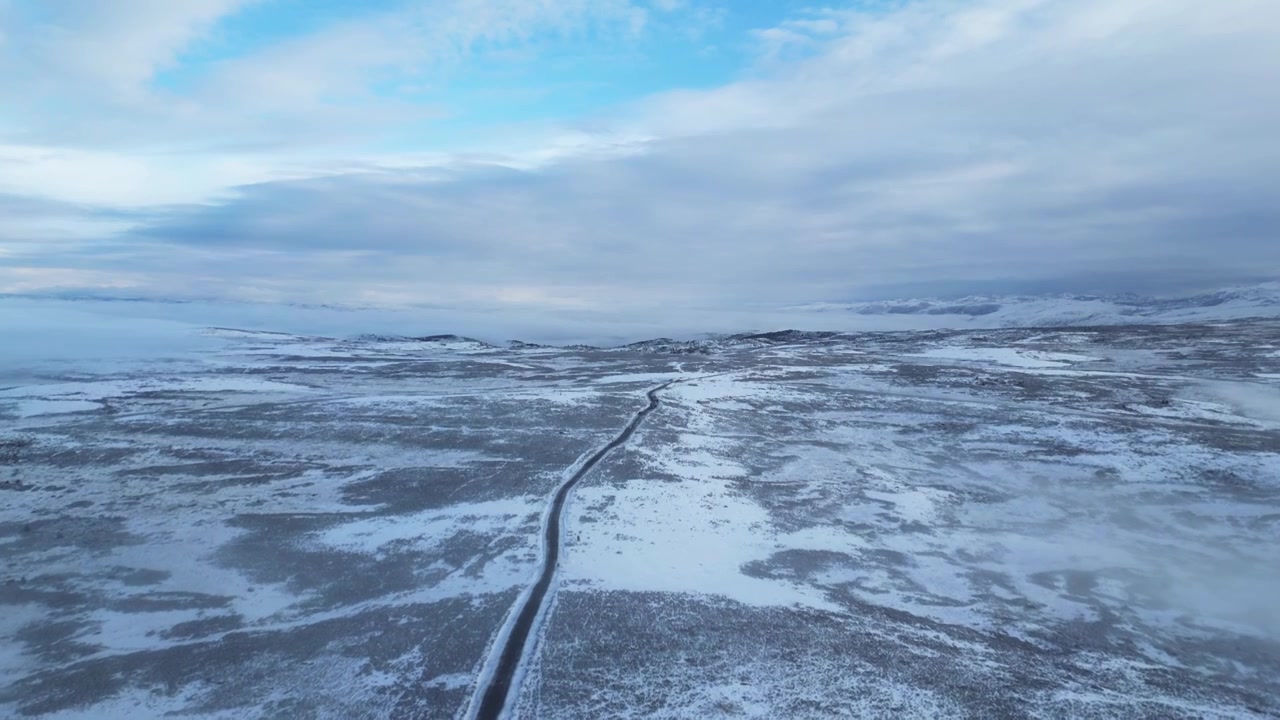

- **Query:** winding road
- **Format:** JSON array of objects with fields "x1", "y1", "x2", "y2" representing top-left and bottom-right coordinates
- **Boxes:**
[{"x1": 468, "y1": 381, "x2": 675, "y2": 720}]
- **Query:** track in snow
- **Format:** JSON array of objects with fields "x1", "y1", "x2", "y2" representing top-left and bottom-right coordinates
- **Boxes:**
[{"x1": 468, "y1": 381, "x2": 674, "y2": 720}]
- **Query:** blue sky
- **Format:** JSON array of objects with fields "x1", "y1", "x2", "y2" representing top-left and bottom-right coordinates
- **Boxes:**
[
  {"x1": 151, "y1": 0, "x2": 752, "y2": 138},
  {"x1": 0, "y1": 0, "x2": 1277, "y2": 323}
]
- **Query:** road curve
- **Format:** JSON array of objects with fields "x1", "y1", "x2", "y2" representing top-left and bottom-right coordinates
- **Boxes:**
[{"x1": 469, "y1": 381, "x2": 674, "y2": 720}]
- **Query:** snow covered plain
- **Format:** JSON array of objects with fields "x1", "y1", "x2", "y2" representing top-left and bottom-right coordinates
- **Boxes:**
[{"x1": 2, "y1": 321, "x2": 1279, "y2": 718}]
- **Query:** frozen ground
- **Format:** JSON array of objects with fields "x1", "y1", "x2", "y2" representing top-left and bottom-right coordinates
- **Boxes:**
[{"x1": 2, "y1": 321, "x2": 1279, "y2": 718}]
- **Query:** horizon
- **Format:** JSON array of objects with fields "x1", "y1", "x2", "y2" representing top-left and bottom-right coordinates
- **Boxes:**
[{"x1": 2, "y1": 280, "x2": 1278, "y2": 360}]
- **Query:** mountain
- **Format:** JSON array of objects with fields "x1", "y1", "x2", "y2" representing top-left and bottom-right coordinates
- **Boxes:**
[{"x1": 790, "y1": 283, "x2": 1280, "y2": 328}]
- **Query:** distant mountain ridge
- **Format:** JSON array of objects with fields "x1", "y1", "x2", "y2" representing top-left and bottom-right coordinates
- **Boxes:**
[
  {"x1": 3, "y1": 283, "x2": 1277, "y2": 360},
  {"x1": 790, "y1": 283, "x2": 1280, "y2": 327}
]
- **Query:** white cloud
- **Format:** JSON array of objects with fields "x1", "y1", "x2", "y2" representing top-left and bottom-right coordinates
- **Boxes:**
[
  {"x1": 0, "y1": 0, "x2": 654, "y2": 148},
  {"x1": 0, "y1": 145, "x2": 270, "y2": 207},
  {"x1": 2, "y1": 0, "x2": 1278, "y2": 316},
  {"x1": 0, "y1": 0, "x2": 665, "y2": 206},
  {"x1": 7, "y1": 0, "x2": 254, "y2": 96}
]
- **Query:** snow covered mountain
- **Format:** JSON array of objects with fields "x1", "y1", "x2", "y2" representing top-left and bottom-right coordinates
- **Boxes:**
[
  {"x1": 2, "y1": 283, "x2": 1278, "y2": 364},
  {"x1": 791, "y1": 282, "x2": 1280, "y2": 328}
]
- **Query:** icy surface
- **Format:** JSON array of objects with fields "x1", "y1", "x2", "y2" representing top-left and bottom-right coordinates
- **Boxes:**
[
  {"x1": 908, "y1": 347, "x2": 1100, "y2": 368},
  {"x1": 3, "y1": 319, "x2": 1280, "y2": 718}
]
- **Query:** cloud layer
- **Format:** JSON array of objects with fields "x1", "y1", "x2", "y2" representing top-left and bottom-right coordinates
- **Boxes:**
[{"x1": 1, "y1": 0, "x2": 1278, "y2": 322}]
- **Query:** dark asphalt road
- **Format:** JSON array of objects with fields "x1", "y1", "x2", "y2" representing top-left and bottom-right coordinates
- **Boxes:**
[{"x1": 472, "y1": 381, "x2": 674, "y2": 719}]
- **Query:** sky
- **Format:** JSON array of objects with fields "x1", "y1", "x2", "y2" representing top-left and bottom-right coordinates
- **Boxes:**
[{"x1": 1, "y1": 0, "x2": 1278, "y2": 327}]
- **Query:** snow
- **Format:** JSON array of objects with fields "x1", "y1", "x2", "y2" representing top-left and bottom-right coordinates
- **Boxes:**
[
  {"x1": 0, "y1": 376, "x2": 316, "y2": 403},
  {"x1": 426, "y1": 672, "x2": 475, "y2": 690},
  {"x1": 790, "y1": 283, "x2": 1280, "y2": 330},
  {"x1": 593, "y1": 372, "x2": 681, "y2": 385},
  {"x1": 565, "y1": 479, "x2": 836, "y2": 610},
  {"x1": 1200, "y1": 379, "x2": 1280, "y2": 423},
  {"x1": 776, "y1": 526, "x2": 867, "y2": 554},
  {"x1": 909, "y1": 347, "x2": 1100, "y2": 368},
  {"x1": 40, "y1": 686, "x2": 246, "y2": 720},
  {"x1": 107, "y1": 517, "x2": 303, "y2": 628},
  {"x1": 6, "y1": 398, "x2": 101, "y2": 417},
  {"x1": 863, "y1": 484, "x2": 950, "y2": 526},
  {"x1": 4, "y1": 295, "x2": 1279, "y2": 718},
  {"x1": 317, "y1": 498, "x2": 537, "y2": 556},
  {"x1": 0, "y1": 604, "x2": 45, "y2": 682},
  {"x1": 1046, "y1": 685, "x2": 1261, "y2": 720}
]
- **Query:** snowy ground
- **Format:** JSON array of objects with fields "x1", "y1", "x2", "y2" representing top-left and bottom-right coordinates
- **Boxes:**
[{"x1": 2, "y1": 321, "x2": 1279, "y2": 718}]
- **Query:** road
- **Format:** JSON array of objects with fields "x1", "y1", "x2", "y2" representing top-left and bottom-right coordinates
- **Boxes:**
[{"x1": 468, "y1": 381, "x2": 674, "y2": 720}]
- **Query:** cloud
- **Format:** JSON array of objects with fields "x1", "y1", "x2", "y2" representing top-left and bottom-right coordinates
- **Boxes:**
[
  {"x1": 1, "y1": 0, "x2": 653, "y2": 150},
  {"x1": 3, "y1": 0, "x2": 1279, "y2": 321},
  {"x1": 0, "y1": 194, "x2": 139, "y2": 253},
  {"x1": 9, "y1": 0, "x2": 254, "y2": 94}
]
